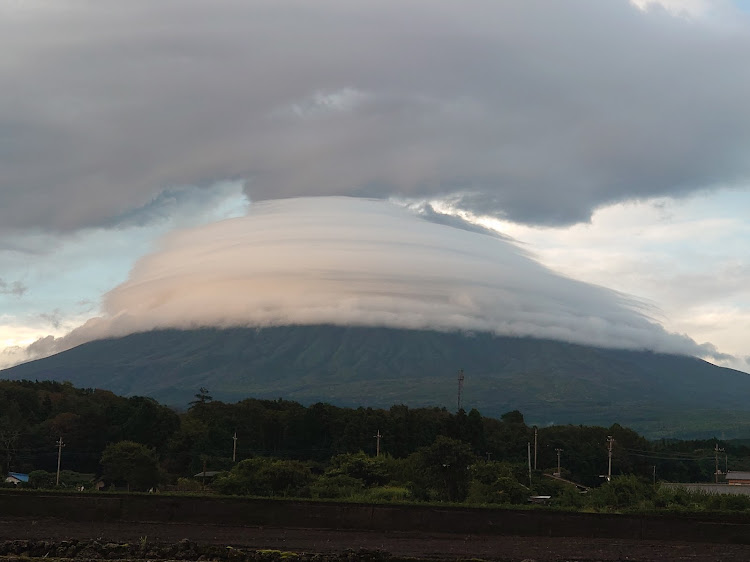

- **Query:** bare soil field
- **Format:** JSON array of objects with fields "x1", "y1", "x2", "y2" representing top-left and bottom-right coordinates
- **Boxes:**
[{"x1": 2, "y1": 517, "x2": 750, "y2": 562}]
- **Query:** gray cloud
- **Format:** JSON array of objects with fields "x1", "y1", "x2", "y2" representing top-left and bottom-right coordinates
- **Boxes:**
[
  {"x1": 29, "y1": 197, "x2": 725, "y2": 362},
  {"x1": 404, "y1": 201, "x2": 514, "y2": 239},
  {"x1": 38, "y1": 310, "x2": 63, "y2": 330},
  {"x1": 2, "y1": 1, "x2": 750, "y2": 233},
  {"x1": 25, "y1": 336, "x2": 57, "y2": 361},
  {"x1": 0, "y1": 278, "x2": 27, "y2": 297}
]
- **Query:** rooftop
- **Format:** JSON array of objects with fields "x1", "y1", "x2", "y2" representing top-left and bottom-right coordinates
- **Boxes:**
[
  {"x1": 6, "y1": 472, "x2": 29, "y2": 483},
  {"x1": 726, "y1": 471, "x2": 750, "y2": 480}
]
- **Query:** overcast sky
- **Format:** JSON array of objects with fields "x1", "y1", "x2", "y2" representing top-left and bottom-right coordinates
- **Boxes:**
[{"x1": 1, "y1": 0, "x2": 749, "y2": 372}]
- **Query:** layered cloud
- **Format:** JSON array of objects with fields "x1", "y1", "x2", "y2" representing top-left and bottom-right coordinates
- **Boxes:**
[
  {"x1": 2, "y1": 1, "x2": 747, "y2": 372},
  {"x1": 2, "y1": 0, "x2": 750, "y2": 234},
  {"x1": 429, "y1": 190, "x2": 750, "y2": 371},
  {"x1": 28, "y1": 197, "x2": 723, "y2": 362},
  {"x1": 0, "y1": 181, "x2": 249, "y2": 368}
]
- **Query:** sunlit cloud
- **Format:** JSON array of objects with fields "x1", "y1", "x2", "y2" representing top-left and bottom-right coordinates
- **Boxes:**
[
  {"x1": 427, "y1": 191, "x2": 750, "y2": 371},
  {"x1": 631, "y1": 0, "x2": 716, "y2": 18},
  {"x1": 0, "y1": 181, "x2": 249, "y2": 367},
  {"x1": 1, "y1": 0, "x2": 749, "y2": 378},
  {"x1": 20, "y1": 197, "x2": 725, "y2": 366}
]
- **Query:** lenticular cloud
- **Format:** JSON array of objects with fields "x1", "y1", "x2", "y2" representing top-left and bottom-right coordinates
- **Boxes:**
[{"x1": 51, "y1": 197, "x2": 717, "y2": 360}]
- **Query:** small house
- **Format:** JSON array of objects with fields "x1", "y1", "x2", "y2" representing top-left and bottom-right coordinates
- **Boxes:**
[
  {"x1": 726, "y1": 471, "x2": 750, "y2": 486},
  {"x1": 194, "y1": 470, "x2": 223, "y2": 482},
  {"x1": 528, "y1": 495, "x2": 552, "y2": 505},
  {"x1": 4, "y1": 472, "x2": 29, "y2": 485}
]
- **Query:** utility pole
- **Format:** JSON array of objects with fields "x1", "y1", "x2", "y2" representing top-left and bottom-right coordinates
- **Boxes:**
[
  {"x1": 527, "y1": 442, "x2": 532, "y2": 487},
  {"x1": 457, "y1": 369, "x2": 465, "y2": 412},
  {"x1": 55, "y1": 437, "x2": 65, "y2": 486},
  {"x1": 534, "y1": 427, "x2": 538, "y2": 470},
  {"x1": 715, "y1": 443, "x2": 725, "y2": 483},
  {"x1": 374, "y1": 430, "x2": 382, "y2": 457},
  {"x1": 555, "y1": 448, "x2": 563, "y2": 477},
  {"x1": 607, "y1": 436, "x2": 614, "y2": 482},
  {"x1": 232, "y1": 431, "x2": 238, "y2": 463}
]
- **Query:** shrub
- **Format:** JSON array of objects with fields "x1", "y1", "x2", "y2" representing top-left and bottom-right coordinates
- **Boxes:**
[
  {"x1": 310, "y1": 474, "x2": 364, "y2": 499},
  {"x1": 326, "y1": 452, "x2": 389, "y2": 487},
  {"x1": 213, "y1": 457, "x2": 313, "y2": 497},
  {"x1": 466, "y1": 476, "x2": 528, "y2": 505},
  {"x1": 28, "y1": 470, "x2": 56, "y2": 489},
  {"x1": 553, "y1": 486, "x2": 585, "y2": 509},
  {"x1": 653, "y1": 486, "x2": 709, "y2": 511},
  {"x1": 586, "y1": 475, "x2": 654, "y2": 510},
  {"x1": 363, "y1": 485, "x2": 411, "y2": 502},
  {"x1": 175, "y1": 477, "x2": 203, "y2": 492},
  {"x1": 712, "y1": 493, "x2": 750, "y2": 511}
]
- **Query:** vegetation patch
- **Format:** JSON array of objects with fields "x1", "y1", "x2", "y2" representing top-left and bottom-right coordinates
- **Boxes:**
[{"x1": 4, "y1": 380, "x2": 750, "y2": 515}]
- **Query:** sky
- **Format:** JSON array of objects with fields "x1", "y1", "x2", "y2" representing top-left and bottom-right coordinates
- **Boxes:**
[{"x1": 1, "y1": 0, "x2": 749, "y2": 372}]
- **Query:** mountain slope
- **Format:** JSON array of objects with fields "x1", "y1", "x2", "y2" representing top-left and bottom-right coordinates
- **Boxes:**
[{"x1": 2, "y1": 325, "x2": 749, "y2": 438}]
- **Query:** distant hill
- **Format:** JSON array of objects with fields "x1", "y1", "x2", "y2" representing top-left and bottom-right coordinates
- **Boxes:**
[{"x1": 3, "y1": 325, "x2": 750, "y2": 439}]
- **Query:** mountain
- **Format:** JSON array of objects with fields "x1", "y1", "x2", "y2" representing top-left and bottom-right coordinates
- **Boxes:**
[{"x1": 2, "y1": 325, "x2": 749, "y2": 438}]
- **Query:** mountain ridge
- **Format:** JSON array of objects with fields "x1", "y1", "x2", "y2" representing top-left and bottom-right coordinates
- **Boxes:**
[{"x1": 2, "y1": 325, "x2": 749, "y2": 438}]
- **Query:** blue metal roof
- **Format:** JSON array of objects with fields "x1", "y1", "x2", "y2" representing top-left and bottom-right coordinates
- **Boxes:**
[{"x1": 7, "y1": 472, "x2": 29, "y2": 483}]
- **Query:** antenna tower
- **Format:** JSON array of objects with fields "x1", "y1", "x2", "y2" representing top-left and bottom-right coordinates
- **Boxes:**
[{"x1": 457, "y1": 369, "x2": 465, "y2": 411}]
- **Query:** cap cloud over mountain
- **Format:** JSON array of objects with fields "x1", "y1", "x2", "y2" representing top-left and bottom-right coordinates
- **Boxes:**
[
  {"x1": 24, "y1": 197, "x2": 723, "y2": 364},
  {"x1": 2, "y1": 1, "x2": 749, "y2": 375}
]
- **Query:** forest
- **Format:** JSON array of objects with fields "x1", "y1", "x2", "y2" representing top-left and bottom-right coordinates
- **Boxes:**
[{"x1": 2, "y1": 379, "x2": 750, "y2": 511}]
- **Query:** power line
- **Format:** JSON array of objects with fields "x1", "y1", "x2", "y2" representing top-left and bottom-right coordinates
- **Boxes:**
[
  {"x1": 620, "y1": 447, "x2": 715, "y2": 461},
  {"x1": 622, "y1": 446, "x2": 711, "y2": 456},
  {"x1": 624, "y1": 452, "x2": 714, "y2": 461}
]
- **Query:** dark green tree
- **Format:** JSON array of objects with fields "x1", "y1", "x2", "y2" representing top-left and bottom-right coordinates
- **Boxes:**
[
  {"x1": 467, "y1": 460, "x2": 529, "y2": 504},
  {"x1": 326, "y1": 451, "x2": 389, "y2": 487},
  {"x1": 121, "y1": 396, "x2": 180, "y2": 451},
  {"x1": 586, "y1": 474, "x2": 654, "y2": 510},
  {"x1": 0, "y1": 403, "x2": 23, "y2": 472},
  {"x1": 189, "y1": 387, "x2": 213, "y2": 407},
  {"x1": 28, "y1": 470, "x2": 56, "y2": 489},
  {"x1": 213, "y1": 457, "x2": 312, "y2": 497},
  {"x1": 100, "y1": 441, "x2": 160, "y2": 491},
  {"x1": 412, "y1": 436, "x2": 477, "y2": 502}
]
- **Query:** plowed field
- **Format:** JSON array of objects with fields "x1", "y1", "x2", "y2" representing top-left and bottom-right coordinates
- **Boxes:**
[{"x1": 2, "y1": 517, "x2": 750, "y2": 561}]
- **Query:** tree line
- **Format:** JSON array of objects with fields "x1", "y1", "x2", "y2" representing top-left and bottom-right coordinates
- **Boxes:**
[{"x1": 2, "y1": 379, "x2": 749, "y2": 498}]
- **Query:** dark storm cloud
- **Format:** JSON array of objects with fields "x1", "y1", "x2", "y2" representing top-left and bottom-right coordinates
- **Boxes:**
[{"x1": 2, "y1": 0, "x2": 750, "y2": 232}]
